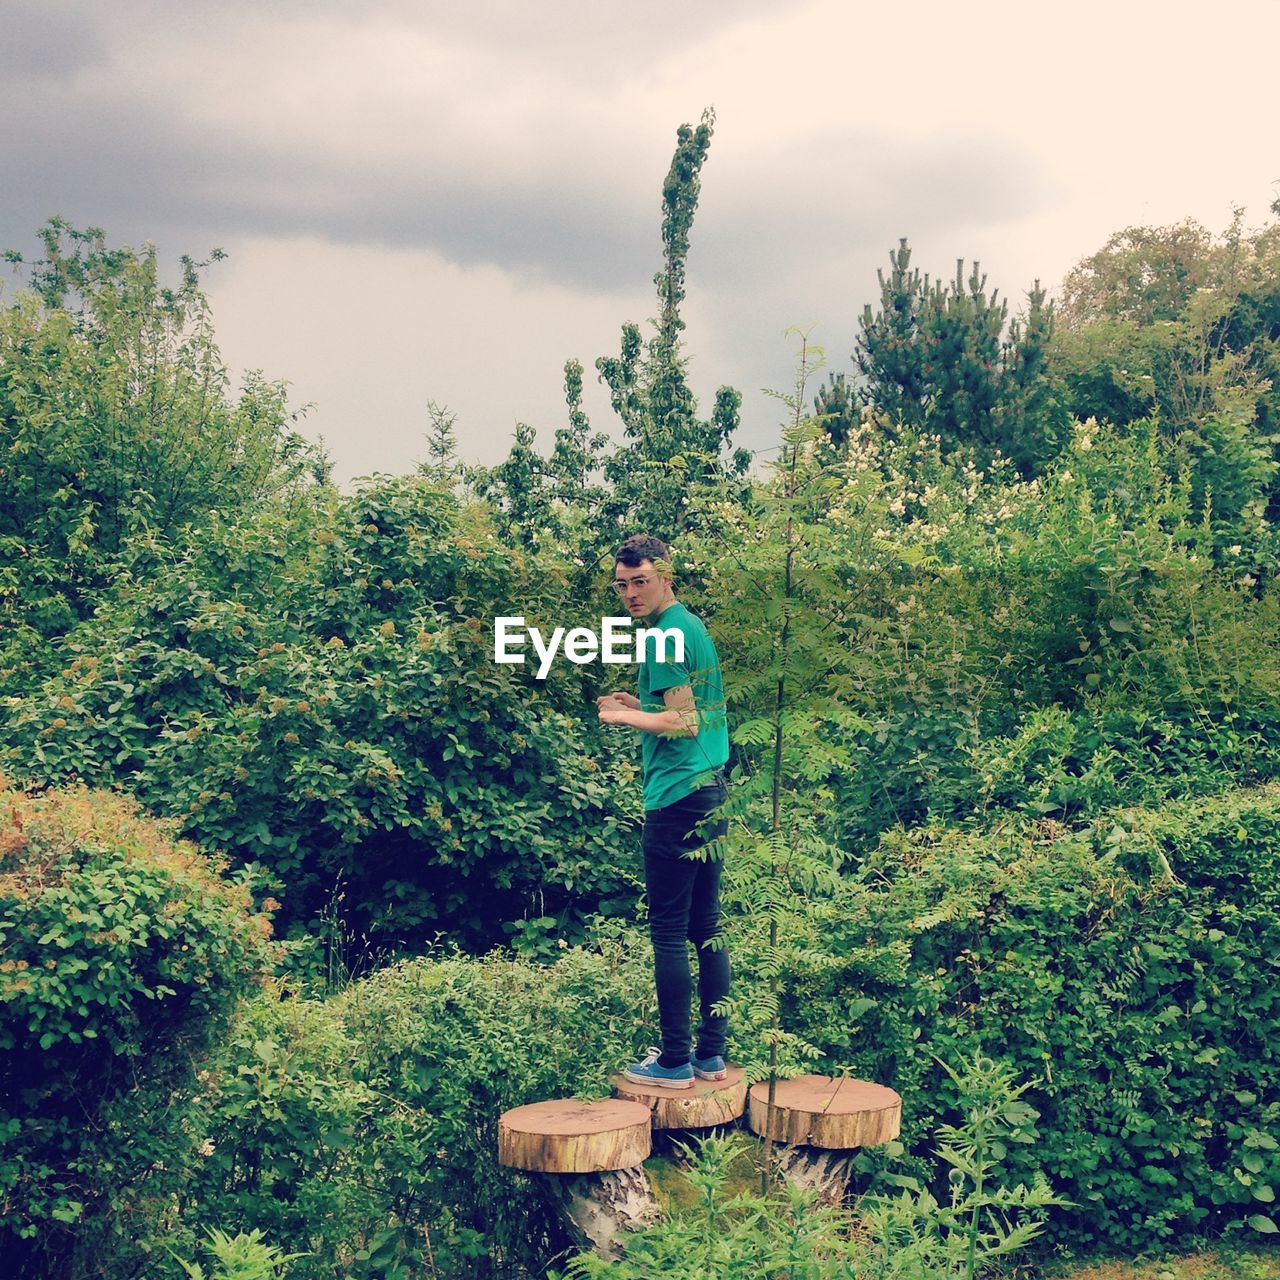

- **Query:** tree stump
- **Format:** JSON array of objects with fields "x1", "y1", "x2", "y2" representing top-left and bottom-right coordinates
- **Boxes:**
[
  {"x1": 541, "y1": 1166, "x2": 661, "y2": 1261},
  {"x1": 747, "y1": 1076, "x2": 901, "y2": 1148},
  {"x1": 498, "y1": 1098, "x2": 652, "y2": 1172},
  {"x1": 497, "y1": 1098, "x2": 658, "y2": 1260},
  {"x1": 609, "y1": 1065, "x2": 748, "y2": 1129},
  {"x1": 771, "y1": 1146, "x2": 862, "y2": 1207},
  {"x1": 747, "y1": 1076, "x2": 903, "y2": 1207}
]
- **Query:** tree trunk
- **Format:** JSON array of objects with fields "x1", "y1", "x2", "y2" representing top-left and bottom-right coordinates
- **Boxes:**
[
  {"x1": 540, "y1": 1166, "x2": 661, "y2": 1261},
  {"x1": 774, "y1": 1145, "x2": 859, "y2": 1207},
  {"x1": 609, "y1": 1066, "x2": 746, "y2": 1129}
]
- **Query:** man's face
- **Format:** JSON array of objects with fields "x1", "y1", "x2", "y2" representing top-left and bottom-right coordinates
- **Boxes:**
[{"x1": 613, "y1": 559, "x2": 669, "y2": 620}]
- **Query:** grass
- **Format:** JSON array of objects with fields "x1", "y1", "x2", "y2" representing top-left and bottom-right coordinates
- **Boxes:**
[{"x1": 1042, "y1": 1244, "x2": 1280, "y2": 1280}]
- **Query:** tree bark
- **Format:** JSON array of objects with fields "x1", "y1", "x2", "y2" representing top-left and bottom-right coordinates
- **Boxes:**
[
  {"x1": 609, "y1": 1066, "x2": 746, "y2": 1129},
  {"x1": 540, "y1": 1166, "x2": 661, "y2": 1261}
]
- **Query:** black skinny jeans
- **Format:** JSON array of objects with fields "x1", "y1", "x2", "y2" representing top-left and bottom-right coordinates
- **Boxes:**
[{"x1": 641, "y1": 777, "x2": 730, "y2": 1065}]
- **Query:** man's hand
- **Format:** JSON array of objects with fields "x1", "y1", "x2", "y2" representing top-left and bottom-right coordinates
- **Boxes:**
[
  {"x1": 597, "y1": 691, "x2": 638, "y2": 727},
  {"x1": 598, "y1": 691, "x2": 641, "y2": 711},
  {"x1": 595, "y1": 688, "x2": 697, "y2": 738}
]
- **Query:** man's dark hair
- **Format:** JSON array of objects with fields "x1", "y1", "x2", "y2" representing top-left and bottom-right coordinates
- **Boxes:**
[{"x1": 615, "y1": 534, "x2": 670, "y2": 569}]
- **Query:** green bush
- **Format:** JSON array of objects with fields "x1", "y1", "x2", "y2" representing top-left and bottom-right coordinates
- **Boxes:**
[
  {"x1": 0, "y1": 220, "x2": 322, "y2": 695},
  {"x1": 1, "y1": 475, "x2": 641, "y2": 952},
  {"x1": 178, "y1": 940, "x2": 652, "y2": 1279},
  {"x1": 171, "y1": 781, "x2": 1280, "y2": 1272},
  {"x1": 82, "y1": 779, "x2": 1274, "y2": 1271},
  {"x1": 716, "y1": 780, "x2": 1280, "y2": 1253},
  {"x1": 0, "y1": 777, "x2": 272, "y2": 1279},
  {"x1": 797, "y1": 418, "x2": 1280, "y2": 848}
]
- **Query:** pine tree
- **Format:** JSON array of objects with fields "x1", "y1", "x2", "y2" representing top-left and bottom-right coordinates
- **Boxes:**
[
  {"x1": 811, "y1": 371, "x2": 861, "y2": 448},
  {"x1": 918, "y1": 259, "x2": 1007, "y2": 455},
  {"x1": 855, "y1": 240, "x2": 1069, "y2": 478},
  {"x1": 991, "y1": 282, "x2": 1072, "y2": 475},
  {"x1": 856, "y1": 238, "x2": 932, "y2": 436}
]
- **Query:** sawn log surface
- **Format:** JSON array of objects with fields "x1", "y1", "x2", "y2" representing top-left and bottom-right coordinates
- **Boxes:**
[
  {"x1": 609, "y1": 1066, "x2": 748, "y2": 1129},
  {"x1": 747, "y1": 1076, "x2": 902, "y2": 1149},
  {"x1": 497, "y1": 1098, "x2": 652, "y2": 1173}
]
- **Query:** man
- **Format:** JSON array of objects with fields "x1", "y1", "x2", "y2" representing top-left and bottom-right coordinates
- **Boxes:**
[{"x1": 596, "y1": 534, "x2": 731, "y2": 1089}]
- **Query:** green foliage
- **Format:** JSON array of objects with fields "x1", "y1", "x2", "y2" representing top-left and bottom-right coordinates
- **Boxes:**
[
  {"x1": 812, "y1": 369, "x2": 861, "y2": 446},
  {"x1": 802, "y1": 413, "x2": 1280, "y2": 847},
  {"x1": 553, "y1": 1056, "x2": 1064, "y2": 1279},
  {"x1": 0, "y1": 219, "x2": 325, "y2": 688},
  {"x1": 177, "y1": 943, "x2": 652, "y2": 1279},
  {"x1": 556, "y1": 1133, "x2": 865, "y2": 1279},
  {"x1": 718, "y1": 783, "x2": 1280, "y2": 1253},
  {"x1": 416, "y1": 401, "x2": 465, "y2": 492},
  {"x1": 172, "y1": 1228, "x2": 306, "y2": 1280},
  {"x1": 1, "y1": 475, "x2": 640, "y2": 952},
  {"x1": 466, "y1": 419, "x2": 563, "y2": 552},
  {"x1": 595, "y1": 108, "x2": 751, "y2": 540},
  {"x1": 852, "y1": 238, "x2": 1072, "y2": 477},
  {"x1": 173, "y1": 989, "x2": 375, "y2": 1269},
  {"x1": 677, "y1": 334, "x2": 876, "y2": 1183},
  {"x1": 879, "y1": 1054, "x2": 1068, "y2": 1278},
  {"x1": 1045, "y1": 1246, "x2": 1280, "y2": 1280},
  {"x1": 472, "y1": 110, "x2": 752, "y2": 561},
  {"x1": 0, "y1": 779, "x2": 271, "y2": 1279},
  {"x1": 6, "y1": 140, "x2": 1280, "y2": 1280},
  {"x1": 1053, "y1": 210, "x2": 1280, "y2": 534},
  {"x1": 166, "y1": 781, "x2": 1280, "y2": 1272}
]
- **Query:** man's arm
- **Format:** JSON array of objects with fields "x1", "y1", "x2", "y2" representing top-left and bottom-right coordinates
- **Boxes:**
[{"x1": 597, "y1": 686, "x2": 698, "y2": 738}]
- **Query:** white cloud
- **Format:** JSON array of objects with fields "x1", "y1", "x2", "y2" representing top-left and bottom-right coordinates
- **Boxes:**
[
  {"x1": 205, "y1": 235, "x2": 653, "y2": 485},
  {"x1": 3, "y1": 0, "x2": 1278, "y2": 489}
]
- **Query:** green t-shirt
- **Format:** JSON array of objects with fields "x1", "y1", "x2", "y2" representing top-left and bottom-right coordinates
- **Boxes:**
[{"x1": 637, "y1": 601, "x2": 730, "y2": 811}]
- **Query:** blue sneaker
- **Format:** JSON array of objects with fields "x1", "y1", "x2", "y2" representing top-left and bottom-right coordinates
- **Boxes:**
[
  {"x1": 691, "y1": 1052, "x2": 727, "y2": 1081},
  {"x1": 623, "y1": 1046, "x2": 695, "y2": 1089}
]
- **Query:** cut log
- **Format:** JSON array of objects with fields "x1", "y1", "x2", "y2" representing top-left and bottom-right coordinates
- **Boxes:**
[
  {"x1": 542, "y1": 1166, "x2": 661, "y2": 1261},
  {"x1": 498, "y1": 1099, "x2": 659, "y2": 1259},
  {"x1": 774, "y1": 1145, "x2": 859, "y2": 1207},
  {"x1": 747, "y1": 1076, "x2": 901, "y2": 1149},
  {"x1": 609, "y1": 1066, "x2": 748, "y2": 1129},
  {"x1": 498, "y1": 1098, "x2": 652, "y2": 1173}
]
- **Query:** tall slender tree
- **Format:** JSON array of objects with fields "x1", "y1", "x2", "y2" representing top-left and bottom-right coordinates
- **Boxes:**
[
  {"x1": 472, "y1": 111, "x2": 753, "y2": 568},
  {"x1": 686, "y1": 335, "x2": 876, "y2": 1193},
  {"x1": 594, "y1": 109, "x2": 752, "y2": 541}
]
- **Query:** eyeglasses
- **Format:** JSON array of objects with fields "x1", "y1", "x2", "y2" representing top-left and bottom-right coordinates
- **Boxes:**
[{"x1": 611, "y1": 576, "x2": 651, "y2": 593}]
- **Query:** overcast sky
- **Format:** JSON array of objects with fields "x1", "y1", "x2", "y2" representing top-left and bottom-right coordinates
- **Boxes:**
[{"x1": 4, "y1": 0, "x2": 1278, "y2": 488}]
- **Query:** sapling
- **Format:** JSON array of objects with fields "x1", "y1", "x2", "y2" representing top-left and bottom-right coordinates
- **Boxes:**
[{"x1": 682, "y1": 333, "x2": 879, "y2": 1193}]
